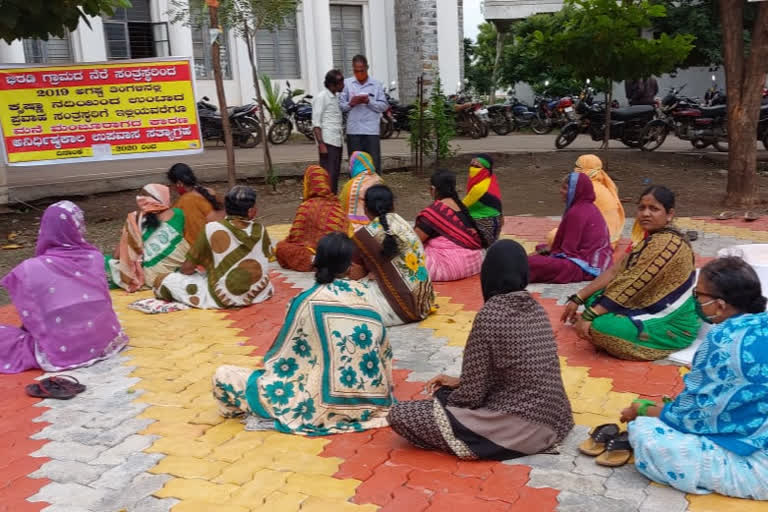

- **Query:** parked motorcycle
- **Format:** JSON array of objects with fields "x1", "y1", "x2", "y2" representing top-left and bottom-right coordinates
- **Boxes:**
[
  {"x1": 506, "y1": 93, "x2": 536, "y2": 130},
  {"x1": 532, "y1": 95, "x2": 574, "y2": 134},
  {"x1": 380, "y1": 83, "x2": 415, "y2": 139},
  {"x1": 268, "y1": 81, "x2": 314, "y2": 145},
  {"x1": 197, "y1": 96, "x2": 261, "y2": 148},
  {"x1": 487, "y1": 103, "x2": 515, "y2": 135},
  {"x1": 641, "y1": 85, "x2": 729, "y2": 152},
  {"x1": 555, "y1": 88, "x2": 655, "y2": 149}
]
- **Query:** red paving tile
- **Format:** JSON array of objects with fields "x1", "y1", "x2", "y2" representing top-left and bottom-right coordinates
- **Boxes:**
[
  {"x1": 425, "y1": 492, "x2": 513, "y2": 512},
  {"x1": 406, "y1": 469, "x2": 484, "y2": 494},
  {"x1": 378, "y1": 485, "x2": 431, "y2": 512},
  {"x1": 477, "y1": 465, "x2": 530, "y2": 503},
  {"x1": 352, "y1": 463, "x2": 412, "y2": 506},
  {"x1": 335, "y1": 443, "x2": 392, "y2": 481},
  {"x1": 514, "y1": 486, "x2": 561, "y2": 512}
]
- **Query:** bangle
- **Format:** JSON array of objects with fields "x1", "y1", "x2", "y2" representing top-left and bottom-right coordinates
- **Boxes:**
[
  {"x1": 633, "y1": 399, "x2": 656, "y2": 416},
  {"x1": 567, "y1": 294, "x2": 584, "y2": 306},
  {"x1": 581, "y1": 307, "x2": 598, "y2": 321}
]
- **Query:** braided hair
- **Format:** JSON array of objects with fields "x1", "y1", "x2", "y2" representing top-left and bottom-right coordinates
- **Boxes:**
[
  {"x1": 364, "y1": 185, "x2": 399, "y2": 259},
  {"x1": 167, "y1": 163, "x2": 222, "y2": 210},
  {"x1": 431, "y1": 169, "x2": 489, "y2": 248}
]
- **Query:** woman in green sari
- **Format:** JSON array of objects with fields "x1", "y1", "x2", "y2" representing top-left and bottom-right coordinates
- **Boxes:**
[
  {"x1": 106, "y1": 184, "x2": 190, "y2": 292},
  {"x1": 561, "y1": 186, "x2": 701, "y2": 361}
]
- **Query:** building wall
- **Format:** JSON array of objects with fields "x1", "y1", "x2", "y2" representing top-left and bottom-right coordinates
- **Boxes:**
[{"x1": 483, "y1": 0, "x2": 564, "y2": 21}]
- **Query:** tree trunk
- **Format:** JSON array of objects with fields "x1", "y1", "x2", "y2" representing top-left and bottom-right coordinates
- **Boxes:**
[
  {"x1": 208, "y1": 5, "x2": 236, "y2": 188},
  {"x1": 719, "y1": 0, "x2": 768, "y2": 207},
  {"x1": 243, "y1": 23, "x2": 275, "y2": 190},
  {"x1": 491, "y1": 23, "x2": 505, "y2": 104},
  {"x1": 601, "y1": 85, "x2": 612, "y2": 150}
]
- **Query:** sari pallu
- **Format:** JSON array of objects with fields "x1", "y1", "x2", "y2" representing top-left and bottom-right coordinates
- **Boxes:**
[
  {"x1": 416, "y1": 201, "x2": 484, "y2": 282},
  {"x1": 155, "y1": 218, "x2": 274, "y2": 309},
  {"x1": 212, "y1": 279, "x2": 395, "y2": 435},
  {"x1": 588, "y1": 228, "x2": 701, "y2": 360},
  {"x1": 628, "y1": 312, "x2": 768, "y2": 499},
  {"x1": 352, "y1": 212, "x2": 435, "y2": 326},
  {"x1": 276, "y1": 166, "x2": 350, "y2": 272},
  {"x1": 340, "y1": 151, "x2": 382, "y2": 230}
]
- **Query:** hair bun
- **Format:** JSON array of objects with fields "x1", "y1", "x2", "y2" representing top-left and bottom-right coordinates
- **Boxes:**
[{"x1": 749, "y1": 295, "x2": 768, "y2": 314}]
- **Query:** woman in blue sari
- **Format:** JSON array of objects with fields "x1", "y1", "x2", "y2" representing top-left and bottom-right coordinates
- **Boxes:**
[
  {"x1": 212, "y1": 232, "x2": 395, "y2": 435},
  {"x1": 621, "y1": 257, "x2": 768, "y2": 500}
]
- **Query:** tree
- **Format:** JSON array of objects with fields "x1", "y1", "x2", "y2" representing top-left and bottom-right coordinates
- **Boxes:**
[
  {"x1": 718, "y1": 1, "x2": 768, "y2": 207},
  {"x1": 408, "y1": 75, "x2": 455, "y2": 166},
  {"x1": 176, "y1": 0, "x2": 301, "y2": 189},
  {"x1": 0, "y1": 0, "x2": 130, "y2": 43},
  {"x1": 535, "y1": 0, "x2": 694, "y2": 147}
]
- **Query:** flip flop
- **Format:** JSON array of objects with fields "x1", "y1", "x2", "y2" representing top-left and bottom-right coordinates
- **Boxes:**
[
  {"x1": 595, "y1": 431, "x2": 633, "y2": 467},
  {"x1": 715, "y1": 211, "x2": 736, "y2": 220},
  {"x1": 40, "y1": 375, "x2": 86, "y2": 394},
  {"x1": 25, "y1": 382, "x2": 77, "y2": 400},
  {"x1": 744, "y1": 211, "x2": 761, "y2": 222},
  {"x1": 686, "y1": 230, "x2": 699, "y2": 242},
  {"x1": 578, "y1": 423, "x2": 620, "y2": 456}
]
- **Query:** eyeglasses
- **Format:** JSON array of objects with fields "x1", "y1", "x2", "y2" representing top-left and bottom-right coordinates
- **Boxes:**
[{"x1": 692, "y1": 288, "x2": 722, "y2": 302}]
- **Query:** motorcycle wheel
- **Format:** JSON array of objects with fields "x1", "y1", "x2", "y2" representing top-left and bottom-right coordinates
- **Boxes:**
[
  {"x1": 469, "y1": 117, "x2": 484, "y2": 139},
  {"x1": 268, "y1": 120, "x2": 292, "y2": 145},
  {"x1": 714, "y1": 139, "x2": 729, "y2": 152},
  {"x1": 555, "y1": 126, "x2": 579, "y2": 149},
  {"x1": 380, "y1": 117, "x2": 394, "y2": 139},
  {"x1": 640, "y1": 124, "x2": 668, "y2": 152},
  {"x1": 490, "y1": 116, "x2": 511, "y2": 136},
  {"x1": 234, "y1": 118, "x2": 262, "y2": 148},
  {"x1": 531, "y1": 115, "x2": 553, "y2": 135},
  {"x1": 691, "y1": 139, "x2": 710, "y2": 150}
]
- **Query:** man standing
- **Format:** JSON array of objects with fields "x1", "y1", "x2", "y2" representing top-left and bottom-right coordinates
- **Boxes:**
[
  {"x1": 339, "y1": 55, "x2": 388, "y2": 174},
  {"x1": 312, "y1": 69, "x2": 345, "y2": 193}
]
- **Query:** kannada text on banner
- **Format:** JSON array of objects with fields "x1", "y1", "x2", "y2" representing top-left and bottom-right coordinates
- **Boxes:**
[{"x1": 0, "y1": 59, "x2": 203, "y2": 165}]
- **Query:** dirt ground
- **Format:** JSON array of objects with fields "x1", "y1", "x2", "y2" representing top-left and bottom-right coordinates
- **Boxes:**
[{"x1": 0, "y1": 150, "x2": 765, "y2": 304}]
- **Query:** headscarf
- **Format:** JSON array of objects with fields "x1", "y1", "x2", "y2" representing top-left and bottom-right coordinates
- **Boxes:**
[
  {"x1": 115, "y1": 184, "x2": 172, "y2": 292},
  {"x1": 481, "y1": 240, "x2": 529, "y2": 302},
  {"x1": 474, "y1": 153, "x2": 493, "y2": 173},
  {"x1": 284, "y1": 166, "x2": 349, "y2": 247},
  {"x1": 340, "y1": 152, "x2": 383, "y2": 227},
  {"x1": 551, "y1": 173, "x2": 613, "y2": 277},
  {"x1": 464, "y1": 154, "x2": 502, "y2": 217},
  {"x1": 35, "y1": 200, "x2": 96, "y2": 256},
  {"x1": 574, "y1": 154, "x2": 626, "y2": 246}
]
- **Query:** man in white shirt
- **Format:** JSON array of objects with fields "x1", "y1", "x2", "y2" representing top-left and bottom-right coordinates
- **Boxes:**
[{"x1": 312, "y1": 69, "x2": 345, "y2": 193}]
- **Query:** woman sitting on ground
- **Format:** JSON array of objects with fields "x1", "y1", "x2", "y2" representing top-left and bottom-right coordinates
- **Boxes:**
[
  {"x1": 561, "y1": 185, "x2": 701, "y2": 361},
  {"x1": 546, "y1": 154, "x2": 625, "y2": 249},
  {"x1": 106, "y1": 184, "x2": 190, "y2": 292},
  {"x1": 529, "y1": 172, "x2": 613, "y2": 284},
  {"x1": 0, "y1": 201, "x2": 128, "y2": 374},
  {"x1": 167, "y1": 163, "x2": 225, "y2": 244},
  {"x1": 349, "y1": 185, "x2": 435, "y2": 326},
  {"x1": 415, "y1": 169, "x2": 486, "y2": 282},
  {"x1": 388, "y1": 240, "x2": 573, "y2": 459},
  {"x1": 623, "y1": 256, "x2": 768, "y2": 499},
  {"x1": 462, "y1": 154, "x2": 503, "y2": 243},
  {"x1": 212, "y1": 232, "x2": 395, "y2": 435},
  {"x1": 339, "y1": 151, "x2": 382, "y2": 231},
  {"x1": 155, "y1": 186, "x2": 273, "y2": 309},
  {"x1": 275, "y1": 165, "x2": 350, "y2": 272}
]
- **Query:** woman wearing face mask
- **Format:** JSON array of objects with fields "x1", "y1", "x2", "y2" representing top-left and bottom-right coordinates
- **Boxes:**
[
  {"x1": 561, "y1": 185, "x2": 701, "y2": 361},
  {"x1": 462, "y1": 154, "x2": 503, "y2": 243},
  {"x1": 618, "y1": 256, "x2": 768, "y2": 499}
]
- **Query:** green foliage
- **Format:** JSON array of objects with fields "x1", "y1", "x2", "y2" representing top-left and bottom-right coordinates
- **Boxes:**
[
  {"x1": 0, "y1": 0, "x2": 131, "y2": 43},
  {"x1": 409, "y1": 76, "x2": 455, "y2": 164},
  {"x1": 259, "y1": 74, "x2": 283, "y2": 120},
  {"x1": 172, "y1": 0, "x2": 301, "y2": 36},
  {"x1": 463, "y1": 37, "x2": 494, "y2": 96}
]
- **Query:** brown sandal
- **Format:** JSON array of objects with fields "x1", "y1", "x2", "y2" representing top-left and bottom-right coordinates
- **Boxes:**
[
  {"x1": 595, "y1": 431, "x2": 632, "y2": 467},
  {"x1": 578, "y1": 423, "x2": 619, "y2": 456}
]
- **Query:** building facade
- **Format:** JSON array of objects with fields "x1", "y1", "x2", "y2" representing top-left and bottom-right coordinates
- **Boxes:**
[{"x1": 0, "y1": 0, "x2": 463, "y2": 105}]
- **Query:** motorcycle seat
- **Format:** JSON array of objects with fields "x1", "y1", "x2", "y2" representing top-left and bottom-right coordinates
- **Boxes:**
[
  {"x1": 230, "y1": 104, "x2": 253, "y2": 114},
  {"x1": 611, "y1": 105, "x2": 654, "y2": 120},
  {"x1": 699, "y1": 105, "x2": 727, "y2": 117}
]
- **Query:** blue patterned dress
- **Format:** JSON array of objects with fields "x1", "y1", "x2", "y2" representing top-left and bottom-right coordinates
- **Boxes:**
[{"x1": 628, "y1": 312, "x2": 768, "y2": 499}]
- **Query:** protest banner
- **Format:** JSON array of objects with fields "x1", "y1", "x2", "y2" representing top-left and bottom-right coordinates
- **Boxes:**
[{"x1": 0, "y1": 58, "x2": 202, "y2": 165}]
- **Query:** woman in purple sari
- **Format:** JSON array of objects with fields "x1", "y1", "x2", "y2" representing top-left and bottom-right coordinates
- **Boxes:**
[
  {"x1": 0, "y1": 201, "x2": 128, "y2": 374},
  {"x1": 529, "y1": 172, "x2": 613, "y2": 284}
]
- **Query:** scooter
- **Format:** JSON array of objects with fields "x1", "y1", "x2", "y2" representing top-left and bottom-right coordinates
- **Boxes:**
[
  {"x1": 197, "y1": 96, "x2": 261, "y2": 148},
  {"x1": 268, "y1": 81, "x2": 314, "y2": 145}
]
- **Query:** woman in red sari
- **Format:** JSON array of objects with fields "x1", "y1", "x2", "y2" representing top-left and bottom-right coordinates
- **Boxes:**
[
  {"x1": 275, "y1": 165, "x2": 350, "y2": 272},
  {"x1": 528, "y1": 172, "x2": 613, "y2": 284},
  {"x1": 415, "y1": 169, "x2": 487, "y2": 282}
]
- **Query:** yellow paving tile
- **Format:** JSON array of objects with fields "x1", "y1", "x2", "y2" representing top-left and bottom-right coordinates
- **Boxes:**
[
  {"x1": 149, "y1": 455, "x2": 229, "y2": 479},
  {"x1": 133, "y1": 379, "x2": 189, "y2": 394},
  {"x1": 141, "y1": 406, "x2": 199, "y2": 423},
  {"x1": 267, "y1": 451, "x2": 342, "y2": 476},
  {"x1": 138, "y1": 391, "x2": 195, "y2": 408},
  {"x1": 190, "y1": 409, "x2": 227, "y2": 426},
  {"x1": 687, "y1": 493, "x2": 767, "y2": 512},
  {"x1": 210, "y1": 436, "x2": 268, "y2": 463},
  {"x1": 252, "y1": 491, "x2": 308, "y2": 512},
  {"x1": 256, "y1": 433, "x2": 328, "y2": 456},
  {"x1": 154, "y1": 478, "x2": 239, "y2": 502},
  {"x1": 199, "y1": 419, "x2": 246, "y2": 446},
  {"x1": 171, "y1": 502, "x2": 249, "y2": 512},
  {"x1": 228, "y1": 469, "x2": 291, "y2": 506},
  {"x1": 281, "y1": 474, "x2": 361, "y2": 500},
  {"x1": 212, "y1": 454, "x2": 275, "y2": 485},
  {"x1": 145, "y1": 437, "x2": 214, "y2": 458},
  {"x1": 141, "y1": 421, "x2": 210, "y2": 438},
  {"x1": 299, "y1": 496, "x2": 379, "y2": 512}
]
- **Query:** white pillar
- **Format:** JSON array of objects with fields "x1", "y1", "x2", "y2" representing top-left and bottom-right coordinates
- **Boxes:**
[
  {"x1": 73, "y1": 15, "x2": 107, "y2": 62},
  {"x1": 0, "y1": 40, "x2": 25, "y2": 64},
  {"x1": 312, "y1": 0, "x2": 334, "y2": 89}
]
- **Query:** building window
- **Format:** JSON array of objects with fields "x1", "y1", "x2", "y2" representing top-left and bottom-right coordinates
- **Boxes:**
[
  {"x1": 23, "y1": 35, "x2": 73, "y2": 64},
  {"x1": 330, "y1": 5, "x2": 365, "y2": 77},
  {"x1": 191, "y1": 19, "x2": 232, "y2": 80},
  {"x1": 255, "y1": 16, "x2": 300, "y2": 78},
  {"x1": 103, "y1": 0, "x2": 170, "y2": 60}
]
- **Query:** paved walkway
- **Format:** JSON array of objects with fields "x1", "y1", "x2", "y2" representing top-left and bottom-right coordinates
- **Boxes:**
[{"x1": 2, "y1": 216, "x2": 768, "y2": 512}]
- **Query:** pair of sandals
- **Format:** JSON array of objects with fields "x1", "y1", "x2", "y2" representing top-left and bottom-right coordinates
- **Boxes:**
[
  {"x1": 578, "y1": 423, "x2": 632, "y2": 467},
  {"x1": 25, "y1": 375, "x2": 86, "y2": 400}
]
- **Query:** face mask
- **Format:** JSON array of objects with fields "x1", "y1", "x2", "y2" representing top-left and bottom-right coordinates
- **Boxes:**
[
  {"x1": 695, "y1": 299, "x2": 718, "y2": 324},
  {"x1": 469, "y1": 166, "x2": 482, "y2": 176},
  {"x1": 175, "y1": 185, "x2": 186, "y2": 195},
  {"x1": 354, "y1": 71, "x2": 368, "y2": 83}
]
